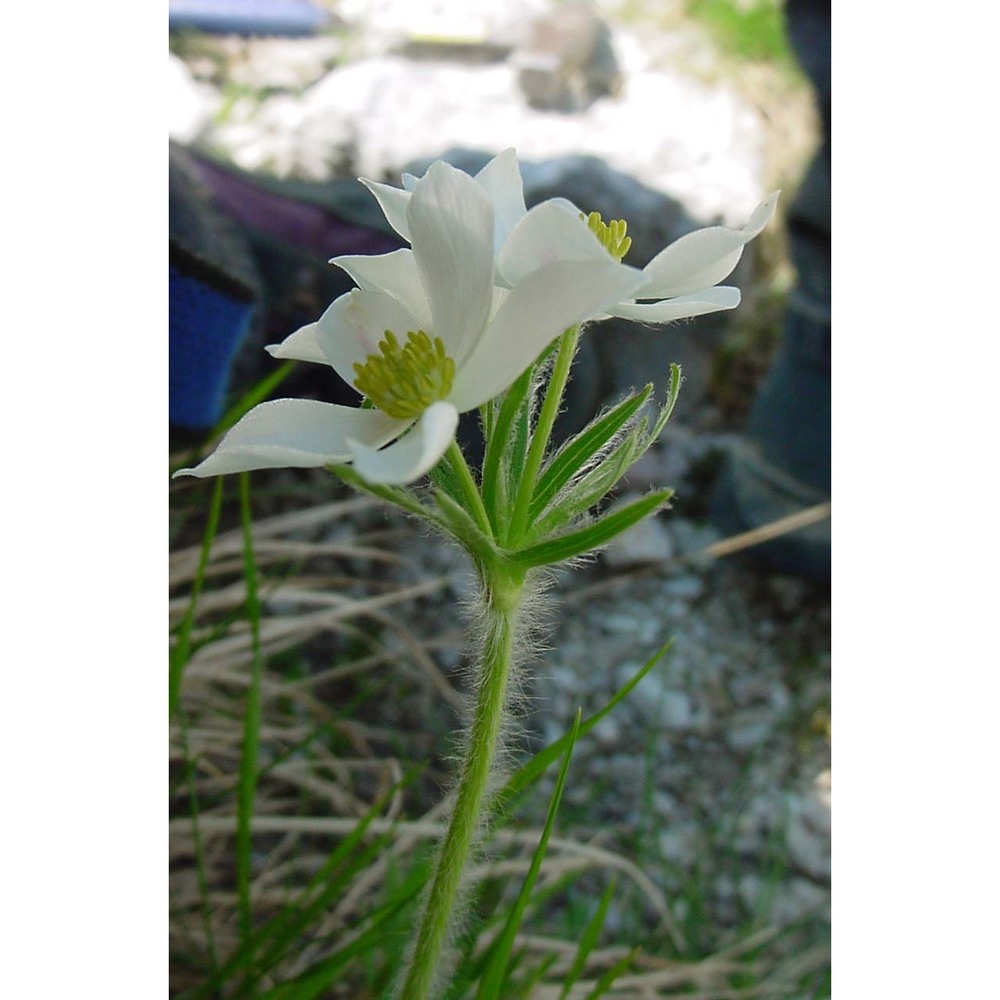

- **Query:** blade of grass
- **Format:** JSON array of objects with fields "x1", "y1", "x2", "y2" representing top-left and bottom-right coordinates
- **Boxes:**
[
  {"x1": 180, "y1": 782, "x2": 409, "y2": 1000},
  {"x1": 476, "y1": 709, "x2": 582, "y2": 1000},
  {"x1": 259, "y1": 865, "x2": 427, "y2": 1000},
  {"x1": 176, "y1": 712, "x2": 220, "y2": 980},
  {"x1": 509, "y1": 952, "x2": 560, "y2": 999},
  {"x1": 237, "y1": 472, "x2": 265, "y2": 948},
  {"x1": 582, "y1": 947, "x2": 638, "y2": 1000},
  {"x1": 558, "y1": 878, "x2": 618, "y2": 1000},
  {"x1": 170, "y1": 475, "x2": 225, "y2": 718}
]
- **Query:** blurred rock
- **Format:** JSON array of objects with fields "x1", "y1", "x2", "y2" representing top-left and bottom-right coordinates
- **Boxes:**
[
  {"x1": 168, "y1": 54, "x2": 220, "y2": 143},
  {"x1": 514, "y1": 1, "x2": 622, "y2": 112},
  {"x1": 604, "y1": 507, "x2": 674, "y2": 568},
  {"x1": 227, "y1": 36, "x2": 345, "y2": 91}
]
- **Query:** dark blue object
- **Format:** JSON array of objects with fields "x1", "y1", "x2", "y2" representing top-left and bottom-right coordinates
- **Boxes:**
[
  {"x1": 169, "y1": 0, "x2": 331, "y2": 37},
  {"x1": 170, "y1": 250, "x2": 256, "y2": 430}
]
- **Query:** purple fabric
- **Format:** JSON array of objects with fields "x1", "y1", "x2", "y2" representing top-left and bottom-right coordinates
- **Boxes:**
[{"x1": 190, "y1": 157, "x2": 402, "y2": 260}]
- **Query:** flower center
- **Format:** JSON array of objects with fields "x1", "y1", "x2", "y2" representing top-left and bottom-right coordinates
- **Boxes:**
[
  {"x1": 352, "y1": 329, "x2": 456, "y2": 419},
  {"x1": 582, "y1": 211, "x2": 632, "y2": 262}
]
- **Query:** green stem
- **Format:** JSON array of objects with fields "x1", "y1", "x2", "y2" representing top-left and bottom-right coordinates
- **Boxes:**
[
  {"x1": 398, "y1": 569, "x2": 525, "y2": 1000},
  {"x1": 506, "y1": 325, "x2": 580, "y2": 546}
]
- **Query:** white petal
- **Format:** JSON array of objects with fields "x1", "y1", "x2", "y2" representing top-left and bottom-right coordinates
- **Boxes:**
[
  {"x1": 359, "y1": 178, "x2": 411, "y2": 241},
  {"x1": 448, "y1": 259, "x2": 647, "y2": 412},
  {"x1": 265, "y1": 322, "x2": 327, "y2": 365},
  {"x1": 407, "y1": 160, "x2": 495, "y2": 365},
  {"x1": 498, "y1": 199, "x2": 609, "y2": 286},
  {"x1": 642, "y1": 193, "x2": 780, "y2": 298},
  {"x1": 474, "y1": 148, "x2": 527, "y2": 254},
  {"x1": 348, "y1": 400, "x2": 458, "y2": 485},
  {"x1": 609, "y1": 286, "x2": 741, "y2": 323},
  {"x1": 742, "y1": 191, "x2": 781, "y2": 240},
  {"x1": 401, "y1": 172, "x2": 420, "y2": 192},
  {"x1": 332, "y1": 249, "x2": 433, "y2": 331},
  {"x1": 314, "y1": 289, "x2": 422, "y2": 387},
  {"x1": 172, "y1": 399, "x2": 408, "y2": 478}
]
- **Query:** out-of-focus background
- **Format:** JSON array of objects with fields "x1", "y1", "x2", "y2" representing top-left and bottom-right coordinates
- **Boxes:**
[{"x1": 169, "y1": 2, "x2": 831, "y2": 996}]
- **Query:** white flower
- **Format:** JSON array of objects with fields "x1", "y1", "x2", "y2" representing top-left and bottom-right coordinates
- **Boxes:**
[
  {"x1": 498, "y1": 191, "x2": 780, "y2": 323},
  {"x1": 360, "y1": 147, "x2": 529, "y2": 259},
  {"x1": 367, "y1": 148, "x2": 778, "y2": 325},
  {"x1": 173, "y1": 160, "x2": 647, "y2": 486}
]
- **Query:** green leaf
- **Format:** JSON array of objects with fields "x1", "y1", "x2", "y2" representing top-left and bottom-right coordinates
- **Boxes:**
[
  {"x1": 529, "y1": 385, "x2": 653, "y2": 527},
  {"x1": 511, "y1": 489, "x2": 673, "y2": 569},
  {"x1": 533, "y1": 430, "x2": 645, "y2": 538},
  {"x1": 236, "y1": 472, "x2": 265, "y2": 946},
  {"x1": 170, "y1": 475, "x2": 224, "y2": 718},
  {"x1": 509, "y1": 953, "x2": 561, "y2": 998},
  {"x1": 476, "y1": 710, "x2": 582, "y2": 1000},
  {"x1": 582, "y1": 947, "x2": 638, "y2": 1000},
  {"x1": 428, "y1": 449, "x2": 467, "y2": 507},
  {"x1": 558, "y1": 879, "x2": 618, "y2": 1000},
  {"x1": 181, "y1": 782, "x2": 411, "y2": 1000},
  {"x1": 259, "y1": 866, "x2": 426, "y2": 1000},
  {"x1": 481, "y1": 366, "x2": 533, "y2": 533},
  {"x1": 533, "y1": 364, "x2": 682, "y2": 538}
]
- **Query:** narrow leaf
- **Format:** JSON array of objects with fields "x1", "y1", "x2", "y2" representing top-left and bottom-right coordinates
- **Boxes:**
[
  {"x1": 512, "y1": 489, "x2": 673, "y2": 569},
  {"x1": 236, "y1": 473, "x2": 265, "y2": 946},
  {"x1": 170, "y1": 475, "x2": 224, "y2": 717},
  {"x1": 259, "y1": 867, "x2": 425, "y2": 1000},
  {"x1": 558, "y1": 878, "x2": 618, "y2": 1000},
  {"x1": 533, "y1": 429, "x2": 645, "y2": 538},
  {"x1": 582, "y1": 947, "x2": 638, "y2": 1000},
  {"x1": 481, "y1": 365, "x2": 533, "y2": 533},
  {"x1": 529, "y1": 385, "x2": 652, "y2": 525}
]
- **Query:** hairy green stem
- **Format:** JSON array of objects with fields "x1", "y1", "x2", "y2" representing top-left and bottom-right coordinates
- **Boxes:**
[
  {"x1": 398, "y1": 570, "x2": 524, "y2": 1000},
  {"x1": 506, "y1": 325, "x2": 580, "y2": 546}
]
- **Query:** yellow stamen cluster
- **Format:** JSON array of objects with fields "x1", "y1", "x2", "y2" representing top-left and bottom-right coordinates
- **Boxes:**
[
  {"x1": 582, "y1": 211, "x2": 632, "y2": 262},
  {"x1": 352, "y1": 329, "x2": 456, "y2": 419}
]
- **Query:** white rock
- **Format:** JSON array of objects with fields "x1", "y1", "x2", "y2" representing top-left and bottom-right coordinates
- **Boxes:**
[
  {"x1": 603, "y1": 507, "x2": 673, "y2": 568},
  {"x1": 168, "y1": 54, "x2": 219, "y2": 143}
]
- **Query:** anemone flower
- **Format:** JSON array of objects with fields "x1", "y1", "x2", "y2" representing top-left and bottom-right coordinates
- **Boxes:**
[
  {"x1": 364, "y1": 148, "x2": 778, "y2": 325},
  {"x1": 497, "y1": 191, "x2": 780, "y2": 324},
  {"x1": 173, "y1": 160, "x2": 647, "y2": 486}
]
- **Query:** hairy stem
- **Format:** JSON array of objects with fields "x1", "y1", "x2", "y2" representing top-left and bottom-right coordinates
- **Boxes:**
[{"x1": 398, "y1": 568, "x2": 525, "y2": 1000}]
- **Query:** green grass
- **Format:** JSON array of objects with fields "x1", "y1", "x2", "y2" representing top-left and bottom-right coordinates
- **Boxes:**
[{"x1": 687, "y1": 0, "x2": 797, "y2": 68}]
